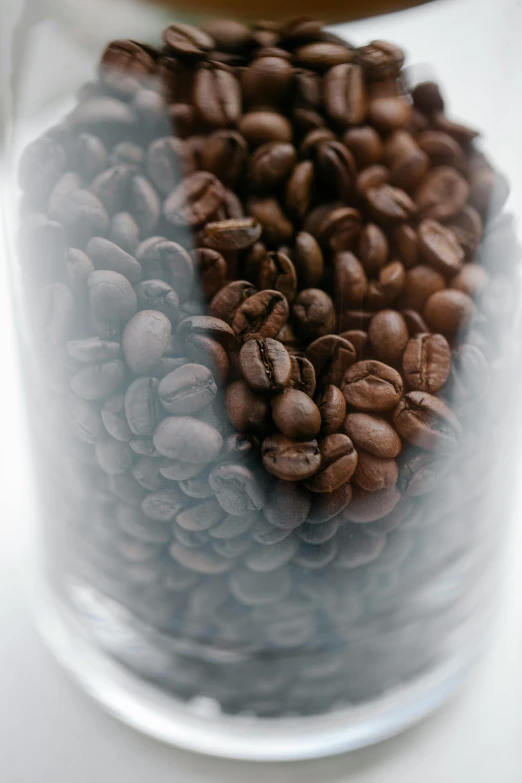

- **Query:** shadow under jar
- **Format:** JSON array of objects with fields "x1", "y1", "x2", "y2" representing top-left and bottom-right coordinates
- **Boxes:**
[{"x1": 6, "y1": 0, "x2": 522, "y2": 761}]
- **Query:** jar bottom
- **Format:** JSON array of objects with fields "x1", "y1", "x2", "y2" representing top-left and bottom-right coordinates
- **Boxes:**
[{"x1": 32, "y1": 569, "x2": 489, "y2": 761}]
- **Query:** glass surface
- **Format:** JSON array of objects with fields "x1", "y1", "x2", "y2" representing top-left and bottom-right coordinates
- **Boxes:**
[{"x1": 2, "y1": 0, "x2": 521, "y2": 759}]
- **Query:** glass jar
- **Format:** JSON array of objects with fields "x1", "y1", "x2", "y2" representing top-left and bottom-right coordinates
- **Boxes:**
[{"x1": 3, "y1": 0, "x2": 522, "y2": 761}]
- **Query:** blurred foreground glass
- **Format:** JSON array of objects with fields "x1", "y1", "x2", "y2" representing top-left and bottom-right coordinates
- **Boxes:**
[{"x1": 2, "y1": 0, "x2": 522, "y2": 760}]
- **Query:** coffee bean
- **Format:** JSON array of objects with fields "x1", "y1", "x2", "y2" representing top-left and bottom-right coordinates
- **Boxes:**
[
  {"x1": 178, "y1": 315, "x2": 235, "y2": 350},
  {"x1": 316, "y1": 385, "x2": 346, "y2": 434},
  {"x1": 225, "y1": 380, "x2": 270, "y2": 434},
  {"x1": 344, "y1": 485, "x2": 401, "y2": 523},
  {"x1": 86, "y1": 236, "x2": 142, "y2": 284},
  {"x1": 194, "y1": 64, "x2": 241, "y2": 128},
  {"x1": 122, "y1": 310, "x2": 171, "y2": 375},
  {"x1": 402, "y1": 333, "x2": 451, "y2": 393},
  {"x1": 398, "y1": 450, "x2": 446, "y2": 497},
  {"x1": 307, "y1": 483, "x2": 352, "y2": 525},
  {"x1": 262, "y1": 434, "x2": 321, "y2": 481},
  {"x1": 357, "y1": 40, "x2": 404, "y2": 79},
  {"x1": 412, "y1": 81, "x2": 444, "y2": 114},
  {"x1": 122, "y1": 377, "x2": 161, "y2": 437},
  {"x1": 293, "y1": 289, "x2": 335, "y2": 342},
  {"x1": 209, "y1": 280, "x2": 257, "y2": 323},
  {"x1": 242, "y1": 55, "x2": 295, "y2": 106},
  {"x1": 289, "y1": 356, "x2": 317, "y2": 397},
  {"x1": 176, "y1": 498, "x2": 225, "y2": 532},
  {"x1": 68, "y1": 394, "x2": 104, "y2": 444},
  {"x1": 157, "y1": 363, "x2": 217, "y2": 416},
  {"x1": 402, "y1": 309, "x2": 430, "y2": 336},
  {"x1": 71, "y1": 359, "x2": 126, "y2": 400},
  {"x1": 239, "y1": 112, "x2": 293, "y2": 146},
  {"x1": 252, "y1": 519, "x2": 293, "y2": 545},
  {"x1": 109, "y1": 212, "x2": 140, "y2": 255},
  {"x1": 232, "y1": 289, "x2": 289, "y2": 342},
  {"x1": 245, "y1": 537, "x2": 298, "y2": 573},
  {"x1": 292, "y1": 232, "x2": 324, "y2": 288},
  {"x1": 418, "y1": 219, "x2": 464, "y2": 278},
  {"x1": 257, "y1": 251, "x2": 297, "y2": 302},
  {"x1": 101, "y1": 393, "x2": 133, "y2": 441},
  {"x1": 163, "y1": 22, "x2": 214, "y2": 59},
  {"x1": 200, "y1": 19, "x2": 253, "y2": 53},
  {"x1": 356, "y1": 164, "x2": 389, "y2": 195},
  {"x1": 384, "y1": 130, "x2": 429, "y2": 191},
  {"x1": 365, "y1": 185, "x2": 416, "y2": 225},
  {"x1": 393, "y1": 223, "x2": 419, "y2": 268},
  {"x1": 393, "y1": 391, "x2": 462, "y2": 453},
  {"x1": 341, "y1": 413, "x2": 402, "y2": 458},
  {"x1": 358, "y1": 223, "x2": 388, "y2": 276},
  {"x1": 335, "y1": 528, "x2": 386, "y2": 567},
  {"x1": 368, "y1": 310, "x2": 409, "y2": 366},
  {"x1": 247, "y1": 142, "x2": 297, "y2": 191},
  {"x1": 95, "y1": 439, "x2": 133, "y2": 475},
  {"x1": 178, "y1": 472, "x2": 213, "y2": 500},
  {"x1": 170, "y1": 544, "x2": 233, "y2": 575},
  {"x1": 294, "y1": 42, "x2": 352, "y2": 71},
  {"x1": 343, "y1": 360, "x2": 403, "y2": 412},
  {"x1": 424, "y1": 289, "x2": 475, "y2": 335},
  {"x1": 209, "y1": 463, "x2": 266, "y2": 515},
  {"x1": 415, "y1": 166, "x2": 469, "y2": 221},
  {"x1": 297, "y1": 517, "x2": 340, "y2": 544},
  {"x1": 153, "y1": 416, "x2": 223, "y2": 462},
  {"x1": 202, "y1": 218, "x2": 262, "y2": 253},
  {"x1": 239, "y1": 338, "x2": 291, "y2": 394},
  {"x1": 334, "y1": 252, "x2": 368, "y2": 309},
  {"x1": 164, "y1": 171, "x2": 225, "y2": 227},
  {"x1": 263, "y1": 479, "x2": 311, "y2": 530},
  {"x1": 324, "y1": 63, "x2": 366, "y2": 126},
  {"x1": 353, "y1": 450, "x2": 398, "y2": 492},
  {"x1": 286, "y1": 163, "x2": 315, "y2": 222},
  {"x1": 109, "y1": 141, "x2": 143, "y2": 169},
  {"x1": 295, "y1": 540, "x2": 339, "y2": 570},
  {"x1": 199, "y1": 131, "x2": 248, "y2": 190},
  {"x1": 402, "y1": 265, "x2": 446, "y2": 311},
  {"x1": 146, "y1": 137, "x2": 194, "y2": 196},
  {"x1": 229, "y1": 566, "x2": 291, "y2": 606},
  {"x1": 304, "y1": 433, "x2": 357, "y2": 492},
  {"x1": 343, "y1": 126, "x2": 383, "y2": 169},
  {"x1": 271, "y1": 388, "x2": 322, "y2": 439},
  {"x1": 246, "y1": 197, "x2": 294, "y2": 246},
  {"x1": 159, "y1": 458, "x2": 205, "y2": 481},
  {"x1": 306, "y1": 335, "x2": 357, "y2": 387}
]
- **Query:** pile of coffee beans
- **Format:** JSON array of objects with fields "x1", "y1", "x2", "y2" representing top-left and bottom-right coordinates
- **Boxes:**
[{"x1": 18, "y1": 17, "x2": 519, "y2": 716}]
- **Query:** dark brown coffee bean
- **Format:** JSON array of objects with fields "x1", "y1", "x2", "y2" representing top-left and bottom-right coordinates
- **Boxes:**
[
  {"x1": 314, "y1": 140, "x2": 357, "y2": 202},
  {"x1": 285, "y1": 162, "x2": 315, "y2": 221},
  {"x1": 343, "y1": 126, "x2": 383, "y2": 169},
  {"x1": 122, "y1": 310, "x2": 171, "y2": 375},
  {"x1": 393, "y1": 224, "x2": 419, "y2": 268},
  {"x1": 242, "y1": 55, "x2": 295, "y2": 106},
  {"x1": 368, "y1": 310, "x2": 409, "y2": 366},
  {"x1": 356, "y1": 164, "x2": 389, "y2": 195},
  {"x1": 293, "y1": 289, "x2": 335, "y2": 341},
  {"x1": 432, "y1": 112, "x2": 479, "y2": 146},
  {"x1": 324, "y1": 63, "x2": 366, "y2": 126},
  {"x1": 402, "y1": 265, "x2": 446, "y2": 311},
  {"x1": 343, "y1": 485, "x2": 400, "y2": 523},
  {"x1": 412, "y1": 81, "x2": 444, "y2": 114},
  {"x1": 339, "y1": 330, "x2": 368, "y2": 360},
  {"x1": 305, "y1": 433, "x2": 357, "y2": 493},
  {"x1": 418, "y1": 219, "x2": 464, "y2": 277},
  {"x1": 402, "y1": 333, "x2": 451, "y2": 393},
  {"x1": 393, "y1": 390, "x2": 462, "y2": 453},
  {"x1": 190, "y1": 248, "x2": 227, "y2": 301},
  {"x1": 239, "y1": 338, "x2": 291, "y2": 394},
  {"x1": 337, "y1": 310, "x2": 374, "y2": 332},
  {"x1": 209, "y1": 463, "x2": 266, "y2": 516},
  {"x1": 246, "y1": 197, "x2": 294, "y2": 246},
  {"x1": 292, "y1": 231, "x2": 324, "y2": 288},
  {"x1": 358, "y1": 223, "x2": 388, "y2": 275},
  {"x1": 446, "y1": 206, "x2": 483, "y2": 259},
  {"x1": 342, "y1": 412, "x2": 401, "y2": 458},
  {"x1": 163, "y1": 23, "x2": 214, "y2": 59},
  {"x1": 147, "y1": 137, "x2": 195, "y2": 195},
  {"x1": 289, "y1": 355, "x2": 316, "y2": 397},
  {"x1": 200, "y1": 18, "x2": 253, "y2": 52},
  {"x1": 450, "y1": 264, "x2": 489, "y2": 298},
  {"x1": 193, "y1": 64, "x2": 242, "y2": 128},
  {"x1": 334, "y1": 252, "x2": 368, "y2": 309},
  {"x1": 306, "y1": 335, "x2": 357, "y2": 387},
  {"x1": 365, "y1": 185, "x2": 415, "y2": 224},
  {"x1": 424, "y1": 289, "x2": 475, "y2": 335},
  {"x1": 307, "y1": 483, "x2": 352, "y2": 525},
  {"x1": 261, "y1": 434, "x2": 321, "y2": 481},
  {"x1": 247, "y1": 143, "x2": 297, "y2": 190},
  {"x1": 415, "y1": 166, "x2": 469, "y2": 221},
  {"x1": 153, "y1": 415, "x2": 223, "y2": 463},
  {"x1": 199, "y1": 130, "x2": 248, "y2": 189},
  {"x1": 264, "y1": 480, "x2": 311, "y2": 530},
  {"x1": 300, "y1": 128, "x2": 336, "y2": 158},
  {"x1": 202, "y1": 218, "x2": 262, "y2": 252},
  {"x1": 343, "y1": 360, "x2": 403, "y2": 412},
  {"x1": 69, "y1": 97, "x2": 136, "y2": 133},
  {"x1": 316, "y1": 385, "x2": 346, "y2": 434},
  {"x1": 257, "y1": 251, "x2": 297, "y2": 302},
  {"x1": 356, "y1": 40, "x2": 404, "y2": 79},
  {"x1": 178, "y1": 315, "x2": 235, "y2": 348},
  {"x1": 398, "y1": 450, "x2": 446, "y2": 497},
  {"x1": 294, "y1": 42, "x2": 352, "y2": 71},
  {"x1": 353, "y1": 450, "x2": 398, "y2": 492},
  {"x1": 230, "y1": 288, "x2": 289, "y2": 343},
  {"x1": 239, "y1": 112, "x2": 293, "y2": 146},
  {"x1": 417, "y1": 130, "x2": 467, "y2": 173},
  {"x1": 209, "y1": 280, "x2": 257, "y2": 323},
  {"x1": 225, "y1": 379, "x2": 270, "y2": 434},
  {"x1": 164, "y1": 172, "x2": 225, "y2": 227},
  {"x1": 271, "y1": 388, "x2": 322, "y2": 439},
  {"x1": 379, "y1": 261, "x2": 406, "y2": 301},
  {"x1": 402, "y1": 309, "x2": 430, "y2": 336}
]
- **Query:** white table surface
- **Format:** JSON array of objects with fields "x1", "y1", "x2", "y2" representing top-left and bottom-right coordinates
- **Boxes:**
[{"x1": 2, "y1": 0, "x2": 522, "y2": 780}]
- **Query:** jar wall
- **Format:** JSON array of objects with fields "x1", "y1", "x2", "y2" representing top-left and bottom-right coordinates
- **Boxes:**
[{"x1": 2, "y1": 0, "x2": 522, "y2": 759}]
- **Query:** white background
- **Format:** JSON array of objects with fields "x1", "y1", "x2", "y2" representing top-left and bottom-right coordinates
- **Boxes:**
[{"x1": 2, "y1": 0, "x2": 522, "y2": 780}]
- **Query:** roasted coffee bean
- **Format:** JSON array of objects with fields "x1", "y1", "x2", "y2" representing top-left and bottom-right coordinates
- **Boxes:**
[
  {"x1": 190, "y1": 249, "x2": 227, "y2": 301},
  {"x1": 393, "y1": 391, "x2": 462, "y2": 453},
  {"x1": 176, "y1": 498, "x2": 225, "y2": 532},
  {"x1": 246, "y1": 197, "x2": 294, "y2": 246},
  {"x1": 353, "y1": 450, "x2": 398, "y2": 492},
  {"x1": 202, "y1": 218, "x2": 262, "y2": 252},
  {"x1": 170, "y1": 544, "x2": 233, "y2": 575},
  {"x1": 393, "y1": 223, "x2": 419, "y2": 268},
  {"x1": 177, "y1": 315, "x2": 235, "y2": 347},
  {"x1": 245, "y1": 537, "x2": 298, "y2": 572},
  {"x1": 124, "y1": 377, "x2": 160, "y2": 436},
  {"x1": 418, "y1": 219, "x2": 464, "y2": 277},
  {"x1": 368, "y1": 310, "x2": 409, "y2": 366},
  {"x1": 271, "y1": 388, "x2": 322, "y2": 439},
  {"x1": 109, "y1": 212, "x2": 140, "y2": 255},
  {"x1": 446, "y1": 206, "x2": 483, "y2": 259},
  {"x1": 412, "y1": 81, "x2": 444, "y2": 115},
  {"x1": 232, "y1": 289, "x2": 289, "y2": 342},
  {"x1": 316, "y1": 385, "x2": 346, "y2": 434},
  {"x1": 146, "y1": 137, "x2": 194, "y2": 195},
  {"x1": 307, "y1": 482, "x2": 352, "y2": 525},
  {"x1": 200, "y1": 18, "x2": 253, "y2": 53},
  {"x1": 357, "y1": 40, "x2": 404, "y2": 79},
  {"x1": 398, "y1": 450, "x2": 446, "y2": 497},
  {"x1": 247, "y1": 143, "x2": 296, "y2": 191},
  {"x1": 293, "y1": 289, "x2": 335, "y2": 342},
  {"x1": 209, "y1": 463, "x2": 266, "y2": 515},
  {"x1": 305, "y1": 433, "x2": 357, "y2": 492},
  {"x1": 306, "y1": 335, "x2": 357, "y2": 387},
  {"x1": 153, "y1": 416, "x2": 223, "y2": 462},
  {"x1": 358, "y1": 223, "x2": 388, "y2": 275},
  {"x1": 127, "y1": 175, "x2": 160, "y2": 235},
  {"x1": 100, "y1": 393, "x2": 132, "y2": 441},
  {"x1": 86, "y1": 237, "x2": 142, "y2": 284},
  {"x1": 229, "y1": 566, "x2": 291, "y2": 606},
  {"x1": 209, "y1": 280, "x2": 257, "y2": 322},
  {"x1": 164, "y1": 171, "x2": 225, "y2": 227},
  {"x1": 314, "y1": 141, "x2": 357, "y2": 202},
  {"x1": 242, "y1": 55, "x2": 295, "y2": 106},
  {"x1": 432, "y1": 112, "x2": 479, "y2": 147},
  {"x1": 193, "y1": 64, "x2": 242, "y2": 128},
  {"x1": 184, "y1": 333, "x2": 229, "y2": 382},
  {"x1": 137, "y1": 238, "x2": 194, "y2": 302},
  {"x1": 199, "y1": 130, "x2": 248, "y2": 188},
  {"x1": 344, "y1": 485, "x2": 401, "y2": 523},
  {"x1": 95, "y1": 439, "x2": 133, "y2": 475},
  {"x1": 324, "y1": 63, "x2": 366, "y2": 126},
  {"x1": 356, "y1": 164, "x2": 389, "y2": 195},
  {"x1": 239, "y1": 112, "x2": 293, "y2": 146},
  {"x1": 335, "y1": 528, "x2": 386, "y2": 567},
  {"x1": 225, "y1": 380, "x2": 270, "y2": 434},
  {"x1": 109, "y1": 141, "x2": 143, "y2": 169},
  {"x1": 384, "y1": 130, "x2": 429, "y2": 191},
  {"x1": 379, "y1": 261, "x2": 406, "y2": 300},
  {"x1": 159, "y1": 457, "x2": 205, "y2": 481},
  {"x1": 365, "y1": 185, "x2": 415, "y2": 225},
  {"x1": 239, "y1": 338, "x2": 291, "y2": 394},
  {"x1": 343, "y1": 360, "x2": 403, "y2": 411},
  {"x1": 450, "y1": 264, "x2": 489, "y2": 297},
  {"x1": 295, "y1": 540, "x2": 339, "y2": 570},
  {"x1": 286, "y1": 163, "x2": 315, "y2": 222},
  {"x1": 297, "y1": 517, "x2": 340, "y2": 545},
  {"x1": 343, "y1": 126, "x2": 383, "y2": 169},
  {"x1": 71, "y1": 359, "x2": 126, "y2": 400},
  {"x1": 402, "y1": 309, "x2": 430, "y2": 336},
  {"x1": 135, "y1": 280, "x2": 180, "y2": 325},
  {"x1": 262, "y1": 434, "x2": 321, "y2": 481},
  {"x1": 334, "y1": 252, "x2": 368, "y2": 309},
  {"x1": 339, "y1": 330, "x2": 368, "y2": 360},
  {"x1": 122, "y1": 310, "x2": 171, "y2": 374},
  {"x1": 289, "y1": 355, "x2": 317, "y2": 397},
  {"x1": 424, "y1": 289, "x2": 475, "y2": 335},
  {"x1": 67, "y1": 337, "x2": 121, "y2": 365},
  {"x1": 402, "y1": 333, "x2": 451, "y2": 393},
  {"x1": 402, "y1": 265, "x2": 446, "y2": 311},
  {"x1": 158, "y1": 363, "x2": 217, "y2": 415},
  {"x1": 417, "y1": 130, "x2": 466, "y2": 173},
  {"x1": 415, "y1": 166, "x2": 469, "y2": 221},
  {"x1": 294, "y1": 42, "x2": 352, "y2": 72},
  {"x1": 342, "y1": 412, "x2": 401, "y2": 459},
  {"x1": 163, "y1": 22, "x2": 214, "y2": 59},
  {"x1": 256, "y1": 251, "x2": 297, "y2": 302},
  {"x1": 293, "y1": 232, "x2": 324, "y2": 288}
]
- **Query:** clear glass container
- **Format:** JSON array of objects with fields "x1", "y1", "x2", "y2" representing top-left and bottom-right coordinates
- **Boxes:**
[{"x1": 2, "y1": 0, "x2": 522, "y2": 760}]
